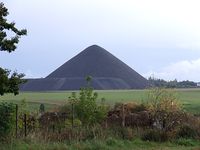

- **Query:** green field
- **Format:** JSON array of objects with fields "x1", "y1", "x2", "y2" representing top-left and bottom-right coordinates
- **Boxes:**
[
  {"x1": 1, "y1": 138, "x2": 200, "y2": 150},
  {"x1": 0, "y1": 89, "x2": 200, "y2": 114}
]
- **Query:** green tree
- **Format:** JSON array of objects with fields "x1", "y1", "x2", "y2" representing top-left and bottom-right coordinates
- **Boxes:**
[
  {"x1": 68, "y1": 77, "x2": 108, "y2": 126},
  {"x1": 0, "y1": 2, "x2": 27, "y2": 95},
  {"x1": 0, "y1": 102, "x2": 15, "y2": 140}
]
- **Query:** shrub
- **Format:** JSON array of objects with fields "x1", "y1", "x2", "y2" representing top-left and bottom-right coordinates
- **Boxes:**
[
  {"x1": 147, "y1": 88, "x2": 183, "y2": 131},
  {"x1": 0, "y1": 102, "x2": 15, "y2": 140},
  {"x1": 68, "y1": 77, "x2": 108, "y2": 126},
  {"x1": 39, "y1": 104, "x2": 45, "y2": 114}
]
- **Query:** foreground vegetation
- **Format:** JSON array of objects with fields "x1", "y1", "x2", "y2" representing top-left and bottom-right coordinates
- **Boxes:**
[
  {"x1": 1, "y1": 138, "x2": 200, "y2": 150},
  {"x1": 0, "y1": 85, "x2": 200, "y2": 150}
]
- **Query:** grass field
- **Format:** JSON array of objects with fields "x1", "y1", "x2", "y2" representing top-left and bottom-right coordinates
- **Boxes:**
[
  {"x1": 1, "y1": 138, "x2": 200, "y2": 150},
  {"x1": 0, "y1": 88, "x2": 200, "y2": 114}
]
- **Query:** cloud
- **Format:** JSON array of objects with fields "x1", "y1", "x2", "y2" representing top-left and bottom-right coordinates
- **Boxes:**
[
  {"x1": 144, "y1": 58, "x2": 200, "y2": 82},
  {"x1": 2, "y1": 0, "x2": 200, "y2": 79},
  {"x1": 176, "y1": 42, "x2": 200, "y2": 50}
]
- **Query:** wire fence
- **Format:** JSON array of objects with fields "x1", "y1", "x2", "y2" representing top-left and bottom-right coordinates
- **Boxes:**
[{"x1": 15, "y1": 103, "x2": 127, "y2": 137}]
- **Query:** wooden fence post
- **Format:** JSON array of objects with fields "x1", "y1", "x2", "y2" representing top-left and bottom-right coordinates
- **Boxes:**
[
  {"x1": 24, "y1": 114, "x2": 27, "y2": 137},
  {"x1": 15, "y1": 104, "x2": 18, "y2": 138},
  {"x1": 52, "y1": 125, "x2": 55, "y2": 133},
  {"x1": 122, "y1": 104, "x2": 125, "y2": 127},
  {"x1": 72, "y1": 103, "x2": 74, "y2": 129}
]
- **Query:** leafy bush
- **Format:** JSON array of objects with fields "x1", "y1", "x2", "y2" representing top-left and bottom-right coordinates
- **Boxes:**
[
  {"x1": 147, "y1": 88, "x2": 184, "y2": 131},
  {"x1": 68, "y1": 77, "x2": 108, "y2": 126},
  {"x1": 39, "y1": 104, "x2": 45, "y2": 114},
  {"x1": 0, "y1": 102, "x2": 15, "y2": 140}
]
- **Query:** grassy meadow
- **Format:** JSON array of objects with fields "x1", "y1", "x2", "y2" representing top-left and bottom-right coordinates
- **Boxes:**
[
  {"x1": 0, "y1": 88, "x2": 200, "y2": 114},
  {"x1": 1, "y1": 138, "x2": 200, "y2": 150}
]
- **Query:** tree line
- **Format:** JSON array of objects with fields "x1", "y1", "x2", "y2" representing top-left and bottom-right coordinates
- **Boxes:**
[{"x1": 148, "y1": 77, "x2": 198, "y2": 88}]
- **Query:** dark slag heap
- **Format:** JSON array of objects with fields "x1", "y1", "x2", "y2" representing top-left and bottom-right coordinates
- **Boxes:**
[{"x1": 20, "y1": 45, "x2": 148, "y2": 91}]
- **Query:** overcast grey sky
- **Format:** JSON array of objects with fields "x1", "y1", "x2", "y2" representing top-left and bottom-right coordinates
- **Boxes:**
[{"x1": 1, "y1": 0, "x2": 200, "y2": 81}]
